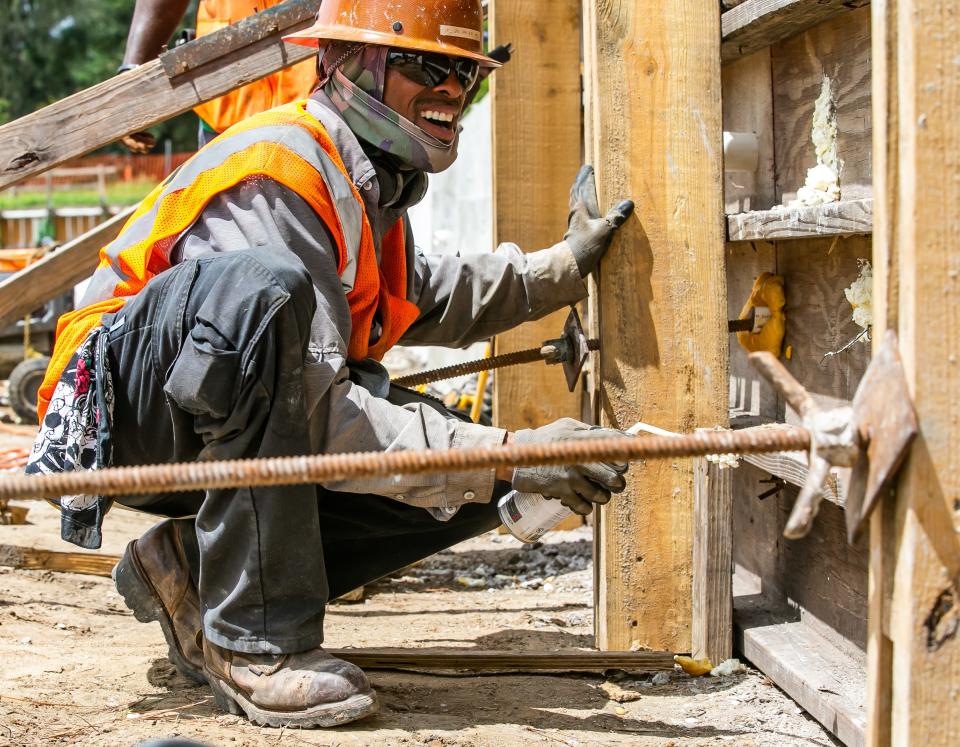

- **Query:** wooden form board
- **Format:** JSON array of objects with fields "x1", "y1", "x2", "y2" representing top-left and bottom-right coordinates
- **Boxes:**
[
  {"x1": 330, "y1": 648, "x2": 674, "y2": 674},
  {"x1": 488, "y1": 1, "x2": 583, "y2": 435},
  {"x1": 771, "y1": 7, "x2": 873, "y2": 206},
  {"x1": 692, "y1": 458, "x2": 733, "y2": 663},
  {"x1": 735, "y1": 588, "x2": 868, "y2": 747},
  {"x1": 721, "y1": 0, "x2": 871, "y2": 63},
  {"x1": 0, "y1": 206, "x2": 135, "y2": 329},
  {"x1": 584, "y1": 0, "x2": 727, "y2": 652},
  {"x1": 723, "y1": 8, "x2": 872, "y2": 219},
  {"x1": 723, "y1": 49, "x2": 776, "y2": 215},
  {"x1": 728, "y1": 199, "x2": 873, "y2": 242},
  {"x1": 722, "y1": 10, "x2": 877, "y2": 742},
  {"x1": 869, "y1": 0, "x2": 960, "y2": 743}
]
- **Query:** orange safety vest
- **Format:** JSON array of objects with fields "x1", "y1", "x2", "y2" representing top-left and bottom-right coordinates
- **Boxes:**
[
  {"x1": 193, "y1": 0, "x2": 318, "y2": 133},
  {"x1": 38, "y1": 101, "x2": 420, "y2": 421}
]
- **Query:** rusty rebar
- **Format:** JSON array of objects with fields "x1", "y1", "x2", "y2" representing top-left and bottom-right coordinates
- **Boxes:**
[
  {"x1": 392, "y1": 340, "x2": 601, "y2": 387},
  {"x1": 0, "y1": 427, "x2": 810, "y2": 502}
]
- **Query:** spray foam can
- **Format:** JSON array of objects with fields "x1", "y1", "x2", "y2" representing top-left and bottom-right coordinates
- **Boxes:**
[{"x1": 497, "y1": 490, "x2": 574, "y2": 543}]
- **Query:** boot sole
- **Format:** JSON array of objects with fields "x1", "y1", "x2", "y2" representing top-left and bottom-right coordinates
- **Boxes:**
[
  {"x1": 206, "y1": 673, "x2": 379, "y2": 728},
  {"x1": 113, "y1": 541, "x2": 207, "y2": 684}
]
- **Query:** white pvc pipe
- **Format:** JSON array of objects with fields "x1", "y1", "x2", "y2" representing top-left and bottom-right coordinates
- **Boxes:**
[{"x1": 723, "y1": 131, "x2": 760, "y2": 172}]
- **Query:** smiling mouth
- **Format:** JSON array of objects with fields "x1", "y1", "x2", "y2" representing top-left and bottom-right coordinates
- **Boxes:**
[{"x1": 418, "y1": 109, "x2": 458, "y2": 141}]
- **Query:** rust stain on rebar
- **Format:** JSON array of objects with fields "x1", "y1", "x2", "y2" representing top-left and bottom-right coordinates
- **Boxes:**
[{"x1": 0, "y1": 427, "x2": 810, "y2": 502}]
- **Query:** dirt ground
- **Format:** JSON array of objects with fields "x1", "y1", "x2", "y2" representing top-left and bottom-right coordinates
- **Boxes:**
[{"x1": 0, "y1": 424, "x2": 838, "y2": 747}]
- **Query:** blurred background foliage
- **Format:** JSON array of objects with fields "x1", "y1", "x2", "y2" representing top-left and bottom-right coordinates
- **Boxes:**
[{"x1": 0, "y1": 0, "x2": 200, "y2": 152}]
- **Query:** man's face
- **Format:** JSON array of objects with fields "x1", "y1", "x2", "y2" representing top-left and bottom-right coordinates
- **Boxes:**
[{"x1": 382, "y1": 57, "x2": 467, "y2": 144}]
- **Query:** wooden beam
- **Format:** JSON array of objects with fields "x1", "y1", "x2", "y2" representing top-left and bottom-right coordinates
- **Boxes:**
[
  {"x1": 727, "y1": 199, "x2": 873, "y2": 242},
  {"x1": 869, "y1": 0, "x2": 960, "y2": 744},
  {"x1": 328, "y1": 648, "x2": 675, "y2": 674},
  {"x1": 0, "y1": 0, "x2": 320, "y2": 190},
  {"x1": 722, "y1": 0, "x2": 871, "y2": 63},
  {"x1": 489, "y1": 6, "x2": 583, "y2": 430},
  {"x1": 735, "y1": 599, "x2": 867, "y2": 746},
  {"x1": 585, "y1": 0, "x2": 728, "y2": 652},
  {"x1": 0, "y1": 206, "x2": 135, "y2": 329},
  {"x1": 692, "y1": 458, "x2": 733, "y2": 663},
  {"x1": 0, "y1": 544, "x2": 119, "y2": 577}
]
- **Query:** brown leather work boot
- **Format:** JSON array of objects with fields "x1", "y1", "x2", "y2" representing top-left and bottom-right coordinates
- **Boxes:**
[
  {"x1": 113, "y1": 520, "x2": 205, "y2": 682},
  {"x1": 203, "y1": 641, "x2": 379, "y2": 728}
]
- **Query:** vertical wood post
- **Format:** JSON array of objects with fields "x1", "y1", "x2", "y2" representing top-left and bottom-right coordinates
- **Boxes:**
[
  {"x1": 870, "y1": 0, "x2": 960, "y2": 743},
  {"x1": 489, "y1": 1, "x2": 583, "y2": 435},
  {"x1": 692, "y1": 458, "x2": 733, "y2": 662},
  {"x1": 584, "y1": 0, "x2": 728, "y2": 651}
]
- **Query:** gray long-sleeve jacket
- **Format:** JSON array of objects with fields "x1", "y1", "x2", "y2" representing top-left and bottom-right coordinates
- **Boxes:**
[{"x1": 172, "y1": 93, "x2": 588, "y2": 513}]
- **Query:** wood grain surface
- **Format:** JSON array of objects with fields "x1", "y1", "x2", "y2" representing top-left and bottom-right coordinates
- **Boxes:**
[
  {"x1": 728, "y1": 198, "x2": 873, "y2": 241},
  {"x1": 489, "y1": 0, "x2": 584, "y2": 433},
  {"x1": 771, "y1": 8, "x2": 873, "y2": 205},
  {"x1": 585, "y1": 0, "x2": 727, "y2": 652},
  {"x1": 722, "y1": 0, "x2": 871, "y2": 62},
  {"x1": 869, "y1": 0, "x2": 960, "y2": 743},
  {"x1": 692, "y1": 458, "x2": 733, "y2": 663},
  {"x1": 722, "y1": 49, "x2": 776, "y2": 214}
]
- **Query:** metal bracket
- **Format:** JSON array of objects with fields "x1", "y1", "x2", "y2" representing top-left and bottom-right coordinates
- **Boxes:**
[
  {"x1": 748, "y1": 329, "x2": 918, "y2": 542},
  {"x1": 159, "y1": 0, "x2": 320, "y2": 79},
  {"x1": 540, "y1": 307, "x2": 595, "y2": 393}
]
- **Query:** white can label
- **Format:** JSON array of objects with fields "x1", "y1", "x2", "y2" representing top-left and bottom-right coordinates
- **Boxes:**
[
  {"x1": 498, "y1": 491, "x2": 574, "y2": 543},
  {"x1": 440, "y1": 24, "x2": 482, "y2": 43}
]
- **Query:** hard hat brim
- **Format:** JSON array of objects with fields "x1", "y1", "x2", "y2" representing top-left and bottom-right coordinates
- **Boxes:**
[{"x1": 284, "y1": 25, "x2": 502, "y2": 69}]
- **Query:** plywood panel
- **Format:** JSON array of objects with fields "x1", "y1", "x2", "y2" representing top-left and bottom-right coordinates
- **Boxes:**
[
  {"x1": 722, "y1": 49, "x2": 776, "y2": 214},
  {"x1": 585, "y1": 0, "x2": 727, "y2": 652},
  {"x1": 489, "y1": 0, "x2": 582, "y2": 432},
  {"x1": 778, "y1": 235, "x2": 872, "y2": 418},
  {"x1": 771, "y1": 7, "x2": 873, "y2": 205}
]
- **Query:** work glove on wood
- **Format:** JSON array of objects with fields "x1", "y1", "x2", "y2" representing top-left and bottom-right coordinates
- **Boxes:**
[
  {"x1": 512, "y1": 418, "x2": 630, "y2": 515},
  {"x1": 564, "y1": 164, "x2": 635, "y2": 277}
]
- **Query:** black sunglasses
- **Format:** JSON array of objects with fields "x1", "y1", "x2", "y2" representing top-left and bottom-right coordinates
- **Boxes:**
[{"x1": 385, "y1": 50, "x2": 480, "y2": 91}]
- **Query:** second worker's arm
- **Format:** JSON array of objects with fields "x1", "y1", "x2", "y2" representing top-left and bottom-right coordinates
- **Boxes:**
[
  {"x1": 122, "y1": 0, "x2": 191, "y2": 67},
  {"x1": 119, "y1": 0, "x2": 191, "y2": 153}
]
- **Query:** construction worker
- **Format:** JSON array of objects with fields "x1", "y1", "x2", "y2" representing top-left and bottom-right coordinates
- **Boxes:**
[
  {"x1": 118, "y1": 0, "x2": 318, "y2": 151},
  {"x1": 28, "y1": 0, "x2": 635, "y2": 729}
]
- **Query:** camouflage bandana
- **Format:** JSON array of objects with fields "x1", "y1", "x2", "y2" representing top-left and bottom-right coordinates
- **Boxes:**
[{"x1": 320, "y1": 43, "x2": 460, "y2": 173}]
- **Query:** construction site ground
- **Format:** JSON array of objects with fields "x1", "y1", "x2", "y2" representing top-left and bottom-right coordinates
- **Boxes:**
[{"x1": 0, "y1": 424, "x2": 837, "y2": 747}]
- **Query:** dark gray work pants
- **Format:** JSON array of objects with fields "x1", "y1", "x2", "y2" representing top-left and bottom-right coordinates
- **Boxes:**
[{"x1": 104, "y1": 248, "x2": 502, "y2": 654}]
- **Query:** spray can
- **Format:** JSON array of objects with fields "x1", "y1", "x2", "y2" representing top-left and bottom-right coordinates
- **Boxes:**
[
  {"x1": 496, "y1": 423, "x2": 655, "y2": 543},
  {"x1": 497, "y1": 490, "x2": 574, "y2": 543}
]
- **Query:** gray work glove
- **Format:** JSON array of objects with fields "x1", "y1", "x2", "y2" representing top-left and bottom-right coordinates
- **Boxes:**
[
  {"x1": 564, "y1": 165, "x2": 635, "y2": 277},
  {"x1": 512, "y1": 418, "x2": 630, "y2": 515}
]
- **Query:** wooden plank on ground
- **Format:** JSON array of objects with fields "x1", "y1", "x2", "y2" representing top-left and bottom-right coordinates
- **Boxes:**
[
  {"x1": 0, "y1": 544, "x2": 119, "y2": 577},
  {"x1": 0, "y1": 0, "x2": 320, "y2": 190},
  {"x1": 489, "y1": 0, "x2": 584, "y2": 530},
  {"x1": 692, "y1": 458, "x2": 733, "y2": 663},
  {"x1": 722, "y1": 0, "x2": 871, "y2": 63},
  {"x1": 584, "y1": 0, "x2": 728, "y2": 652},
  {"x1": 329, "y1": 648, "x2": 675, "y2": 674},
  {"x1": 0, "y1": 206, "x2": 136, "y2": 329},
  {"x1": 735, "y1": 597, "x2": 867, "y2": 746},
  {"x1": 869, "y1": 0, "x2": 960, "y2": 743},
  {"x1": 728, "y1": 199, "x2": 873, "y2": 242}
]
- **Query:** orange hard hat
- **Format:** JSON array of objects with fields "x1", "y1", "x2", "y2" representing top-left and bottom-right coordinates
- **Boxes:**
[{"x1": 284, "y1": 0, "x2": 501, "y2": 69}]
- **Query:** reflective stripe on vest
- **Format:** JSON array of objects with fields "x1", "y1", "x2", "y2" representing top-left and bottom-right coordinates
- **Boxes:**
[
  {"x1": 193, "y1": 0, "x2": 317, "y2": 134},
  {"x1": 37, "y1": 101, "x2": 419, "y2": 421}
]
